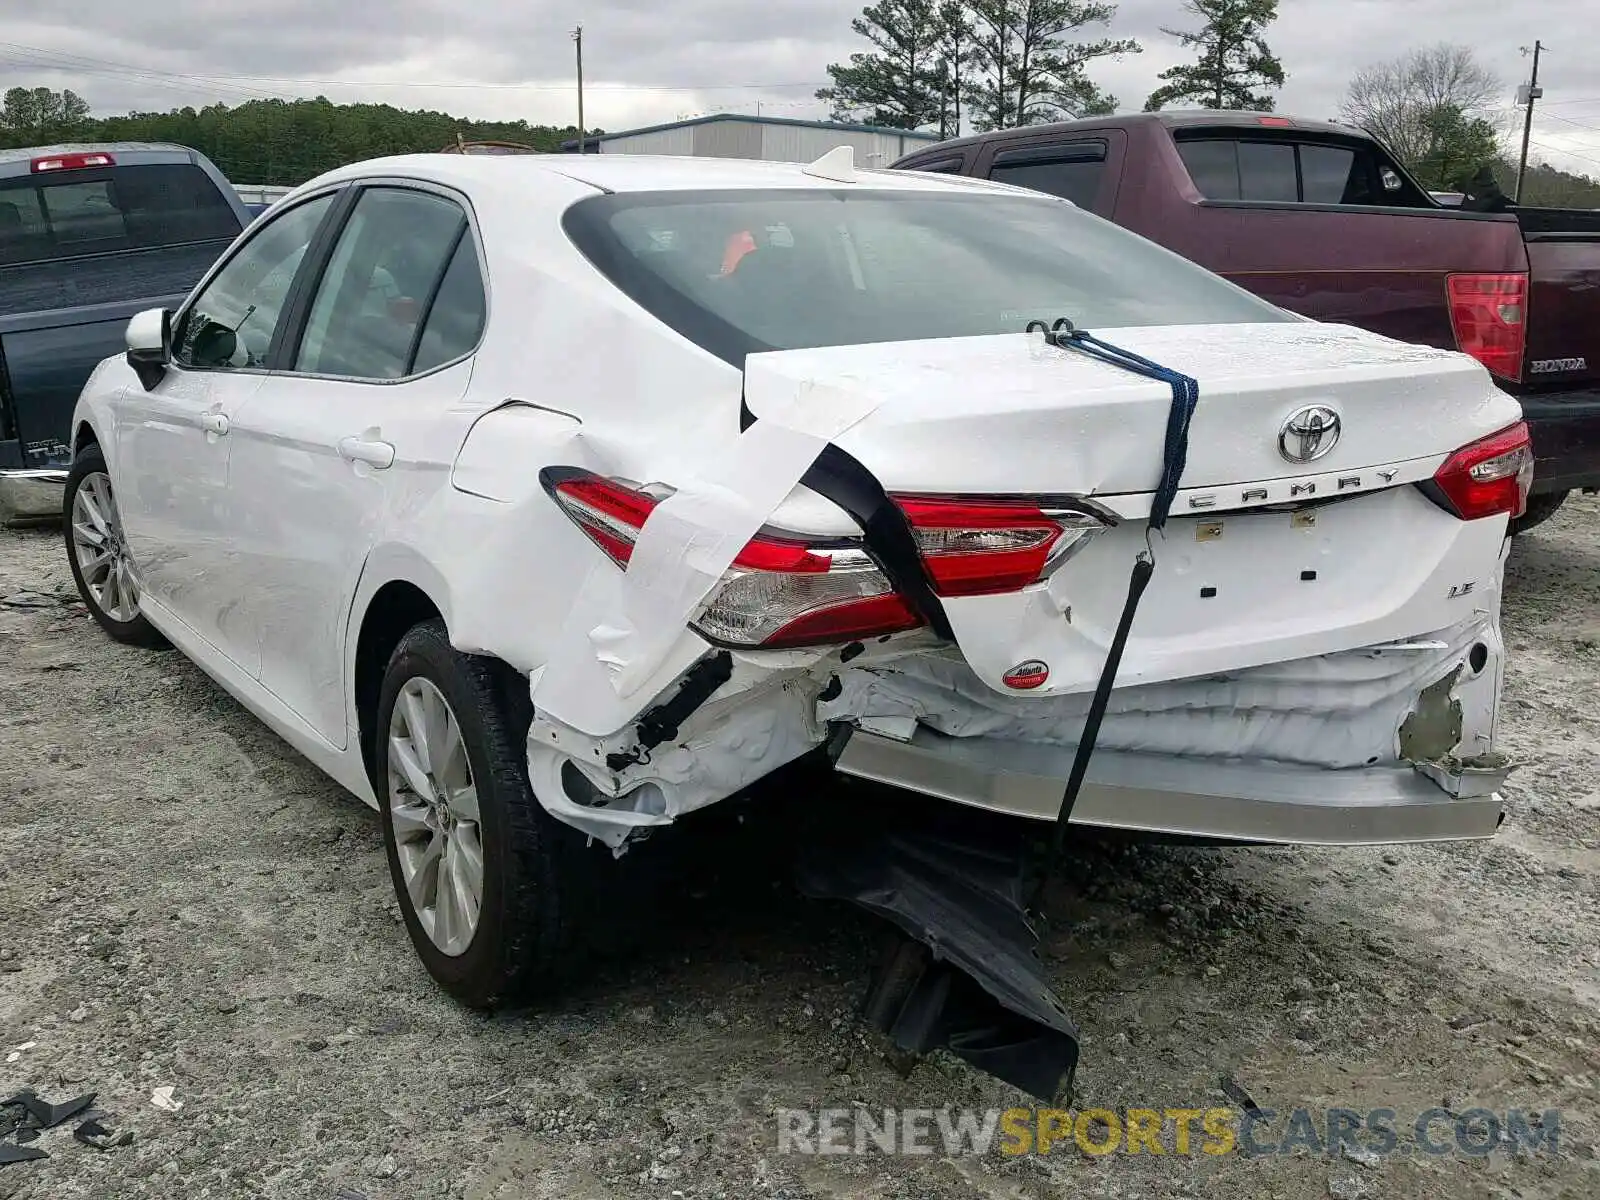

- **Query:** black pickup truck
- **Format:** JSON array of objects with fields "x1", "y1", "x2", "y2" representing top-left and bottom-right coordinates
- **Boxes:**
[
  {"x1": 0, "y1": 143, "x2": 247, "y2": 519},
  {"x1": 894, "y1": 112, "x2": 1600, "y2": 532}
]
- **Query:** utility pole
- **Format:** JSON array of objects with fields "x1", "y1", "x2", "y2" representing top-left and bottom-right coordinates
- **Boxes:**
[
  {"x1": 1514, "y1": 40, "x2": 1544, "y2": 204},
  {"x1": 572, "y1": 25, "x2": 585, "y2": 153}
]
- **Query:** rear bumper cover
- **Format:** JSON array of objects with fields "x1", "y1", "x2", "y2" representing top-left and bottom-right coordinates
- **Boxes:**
[
  {"x1": 0, "y1": 468, "x2": 67, "y2": 521},
  {"x1": 1519, "y1": 387, "x2": 1600, "y2": 492},
  {"x1": 835, "y1": 727, "x2": 1506, "y2": 845}
]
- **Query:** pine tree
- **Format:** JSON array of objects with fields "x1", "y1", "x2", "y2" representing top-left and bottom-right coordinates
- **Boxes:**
[
  {"x1": 967, "y1": 0, "x2": 1139, "y2": 132},
  {"x1": 1142, "y1": 0, "x2": 1284, "y2": 112},
  {"x1": 816, "y1": 0, "x2": 947, "y2": 130}
]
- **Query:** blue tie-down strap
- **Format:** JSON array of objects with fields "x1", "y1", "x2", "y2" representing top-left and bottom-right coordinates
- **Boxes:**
[
  {"x1": 1021, "y1": 317, "x2": 1199, "y2": 899},
  {"x1": 1027, "y1": 317, "x2": 1199, "y2": 531}
]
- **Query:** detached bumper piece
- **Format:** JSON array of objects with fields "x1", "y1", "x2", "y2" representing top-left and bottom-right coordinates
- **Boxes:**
[
  {"x1": 0, "y1": 469, "x2": 66, "y2": 523},
  {"x1": 796, "y1": 819, "x2": 1078, "y2": 1104},
  {"x1": 835, "y1": 727, "x2": 1507, "y2": 844}
]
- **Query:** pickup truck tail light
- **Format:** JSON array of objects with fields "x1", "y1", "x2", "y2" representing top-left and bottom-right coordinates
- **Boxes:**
[
  {"x1": 1426, "y1": 420, "x2": 1533, "y2": 521},
  {"x1": 31, "y1": 152, "x2": 115, "y2": 172},
  {"x1": 1446, "y1": 273, "x2": 1526, "y2": 382},
  {"x1": 542, "y1": 470, "x2": 923, "y2": 649},
  {"x1": 893, "y1": 496, "x2": 1111, "y2": 597}
]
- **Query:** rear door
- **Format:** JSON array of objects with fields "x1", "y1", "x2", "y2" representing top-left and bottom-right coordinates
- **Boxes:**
[{"x1": 225, "y1": 183, "x2": 487, "y2": 747}]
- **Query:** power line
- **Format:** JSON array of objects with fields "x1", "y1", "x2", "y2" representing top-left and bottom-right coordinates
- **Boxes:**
[
  {"x1": 0, "y1": 39, "x2": 826, "y2": 95},
  {"x1": 1527, "y1": 138, "x2": 1600, "y2": 172}
]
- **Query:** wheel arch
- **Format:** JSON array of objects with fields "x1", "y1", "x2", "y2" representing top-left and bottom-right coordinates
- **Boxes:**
[{"x1": 350, "y1": 549, "x2": 456, "y2": 791}]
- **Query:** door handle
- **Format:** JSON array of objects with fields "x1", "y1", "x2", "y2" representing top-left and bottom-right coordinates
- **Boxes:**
[
  {"x1": 338, "y1": 436, "x2": 395, "y2": 469},
  {"x1": 199, "y1": 412, "x2": 230, "y2": 436}
]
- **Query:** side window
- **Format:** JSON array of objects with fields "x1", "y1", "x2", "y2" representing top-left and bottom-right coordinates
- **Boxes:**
[
  {"x1": 411, "y1": 235, "x2": 486, "y2": 374},
  {"x1": 1177, "y1": 140, "x2": 1243, "y2": 199},
  {"x1": 1236, "y1": 142, "x2": 1298, "y2": 202},
  {"x1": 1300, "y1": 143, "x2": 1360, "y2": 204},
  {"x1": 989, "y1": 147, "x2": 1107, "y2": 208},
  {"x1": 293, "y1": 188, "x2": 466, "y2": 380},
  {"x1": 908, "y1": 156, "x2": 966, "y2": 175},
  {"x1": 173, "y1": 192, "x2": 336, "y2": 370}
]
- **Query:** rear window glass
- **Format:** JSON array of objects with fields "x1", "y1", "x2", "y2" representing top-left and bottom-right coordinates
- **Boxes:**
[
  {"x1": 564, "y1": 189, "x2": 1290, "y2": 362},
  {"x1": 0, "y1": 163, "x2": 242, "y2": 267}
]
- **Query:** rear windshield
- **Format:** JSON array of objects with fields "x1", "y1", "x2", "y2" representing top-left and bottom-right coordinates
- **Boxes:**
[
  {"x1": 0, "y1": 163, "x2": 242, "y2": 267},
  {"x1": 563, "y1": 187, "x2": 1292, "y2": 362}
]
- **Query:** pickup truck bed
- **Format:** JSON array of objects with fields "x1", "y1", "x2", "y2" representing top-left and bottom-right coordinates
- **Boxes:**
[{"x1": 894, "y1": 112, "x2": 1600, "y2": 525}]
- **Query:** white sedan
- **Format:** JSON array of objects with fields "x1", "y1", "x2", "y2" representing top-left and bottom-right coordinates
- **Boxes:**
[{"x1": 65, "y1": 147, "x2": 1528, "y2": 1006}]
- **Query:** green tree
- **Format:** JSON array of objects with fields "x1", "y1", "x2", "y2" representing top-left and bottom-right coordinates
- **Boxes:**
[
  {"x1": 966, "y1": 0, "x2": 1139, "y2": 132},
  {"x1": 1409, "y1": 104, "x2": 1502, "y2": 191},
  {"x1": 817, "y1": 0, "x2": 947, "y2": 129},
  {"x1": 1142, "y1": 0, "x2": 1283, "y2": 112},
  {"x1": 0, "y1": 97, "x2": 588, "y2": 185},
  {"x1": 0, "y1": 86, "x2": 91, "y2": 143},
  {"x1": 933, "y1": 1, "x2": 974, "y2": 137},
  {"x1": 1340, "y1": 44, "x2": 1502, "y2": 171}
]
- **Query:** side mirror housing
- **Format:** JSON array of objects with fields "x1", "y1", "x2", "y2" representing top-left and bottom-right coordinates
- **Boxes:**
[{"x1": 125, "y1": 308, "x2": 171, "y2": 390}]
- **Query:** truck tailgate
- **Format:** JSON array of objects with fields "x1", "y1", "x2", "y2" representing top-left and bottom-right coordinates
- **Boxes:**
[
  {"x1": 1516, "y1": 208, "x2": 1600, "y2": 490},
  {"x1": 0, "y1": 241, "x2": 227, "y2": 467}
]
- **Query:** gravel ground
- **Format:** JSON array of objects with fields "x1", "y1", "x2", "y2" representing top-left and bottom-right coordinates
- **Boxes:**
[{"x1": 2, "y1": 495, "x2": 1597, "y2": 1200}]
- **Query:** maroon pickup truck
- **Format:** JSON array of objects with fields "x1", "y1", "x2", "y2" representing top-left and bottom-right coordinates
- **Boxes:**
[{"x1": 893, "y1": 111, "x2": 1600, "y2": 532}]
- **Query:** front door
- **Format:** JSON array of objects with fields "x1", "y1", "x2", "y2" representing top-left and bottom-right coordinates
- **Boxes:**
[
  {"x1": 115, "y1": 191, "x2": 339, "y2": 664},
  {"x1": 226, "y1": 184, "x2": 487, "y2": 747}
]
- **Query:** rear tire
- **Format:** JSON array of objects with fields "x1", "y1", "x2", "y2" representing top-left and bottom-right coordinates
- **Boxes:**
[
  {"x1": 1510, "y1": 490, "x2": 1568, "y2": 535},
  {"x1": 62, "y1": 445, "x2": 166, "y2": 648},
  {"x1": 375, "y1": 620, "x2": 596, "y2": 1008}
]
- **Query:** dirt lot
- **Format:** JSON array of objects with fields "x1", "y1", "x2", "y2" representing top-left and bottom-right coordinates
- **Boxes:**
[{"x1": 2, "y1": 495, "x2": 1598, "y2": 1200}]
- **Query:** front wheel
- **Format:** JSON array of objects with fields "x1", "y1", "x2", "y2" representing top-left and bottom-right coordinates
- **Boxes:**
[
  {"x1": 1510, "y1": 490, "x2": 1568, "y2": 535},
  {"x1": 62, "y1": 445, "x2": 165, "y2": 648},
  {"x1": 375, "y1": 620, "x2": 597, "y2": 1008}
]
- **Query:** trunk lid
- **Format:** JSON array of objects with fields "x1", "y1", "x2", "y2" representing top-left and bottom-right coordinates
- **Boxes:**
[
  {"x1": 745, "y1": 322, "x2": 1522, "y2": 697},
  {"x1": 749, "y1": 323, "x2": 1515, "y2": 498}
]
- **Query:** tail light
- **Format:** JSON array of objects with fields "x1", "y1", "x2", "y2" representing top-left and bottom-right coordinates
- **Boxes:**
[
  {"x1": 32, "y1": 152, "x2": 115, "y2": 172},
  {"x1": 894, "y1": 496, "x2": 1110, "y2": 597},
  {"x1": 543, "y1": 471, "x2": 922, "y2": 649},
  {"x1": 1426, "y1": 420, "x2": 1534, "y2": 521},
  {"x1": 1446, "y1": 273, "x2": 1526, "y2": 382},
  {"x1": 545, "y1": 473, "x2": 1113, "y2": 650}
]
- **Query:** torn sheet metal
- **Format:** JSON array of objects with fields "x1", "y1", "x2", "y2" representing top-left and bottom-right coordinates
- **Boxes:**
[
  {"x1": 818, "y1": 616, "x2": 1500, "y2": 770},
  {"x1": 532, "y1": 357, "x2": 886, "y2": 729},
  {"x1": 796, "y1": 817, "x2": 1078, "y2": 1103}
]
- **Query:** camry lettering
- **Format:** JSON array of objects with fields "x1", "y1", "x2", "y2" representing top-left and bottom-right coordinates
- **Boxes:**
[{"x1": 1186, "y1": 468, "x2": 1412, "y2": 511}]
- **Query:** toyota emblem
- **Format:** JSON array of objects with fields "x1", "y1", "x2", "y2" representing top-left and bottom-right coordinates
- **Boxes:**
[{"x1": 1277, "y1": 405, "x2": 1342, "y2": 464}]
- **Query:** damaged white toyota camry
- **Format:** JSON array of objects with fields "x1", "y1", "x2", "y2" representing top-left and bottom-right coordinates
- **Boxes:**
[{"x1": 65, "y1": 147, "x2": 1527, "y2": 1028}]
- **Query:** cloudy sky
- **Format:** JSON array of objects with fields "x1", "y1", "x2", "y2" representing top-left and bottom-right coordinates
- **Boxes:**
[{"x1": 3, "y1": 0, "x2": 1599, "y2": 176}]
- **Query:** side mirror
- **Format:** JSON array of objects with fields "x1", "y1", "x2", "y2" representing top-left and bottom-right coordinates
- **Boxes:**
[{"x1": 125, "y1": 308, "x2": 171, "y2": 391}]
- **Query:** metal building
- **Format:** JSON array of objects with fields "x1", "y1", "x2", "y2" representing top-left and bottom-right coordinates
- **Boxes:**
[{"x1": 563, "y1": 114, "x2": 940, "y2": 166}]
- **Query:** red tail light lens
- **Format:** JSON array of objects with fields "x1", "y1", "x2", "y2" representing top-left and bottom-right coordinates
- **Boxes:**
[
  {"x1": 1446, "y1": 273, "x2": 1526, "y2": 382},
  {"x1": 545, "y1": 471, "x2": 923, "y2": 650},
  {"x1": 1428, "y1": 420, "x2": 1534, "y2": 521},
  {"x1": 894, "y1": 496, "x2": 1110, "y2": 597}
]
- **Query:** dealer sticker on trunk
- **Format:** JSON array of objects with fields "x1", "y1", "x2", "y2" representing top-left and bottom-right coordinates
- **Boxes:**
[{"x1": 1529, "y1": 357, "x2": 1587, "y2": 375}]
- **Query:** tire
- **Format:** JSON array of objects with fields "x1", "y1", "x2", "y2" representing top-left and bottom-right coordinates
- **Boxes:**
[
  {"x1": 375, "y1": 620, "x2": 597, "y2": 1009},
  {"x1": 1510, "y1": 490, "x2": 1568, "y2": 536},
  {"x1": 62, "y1": 444, "x2": 166, "y2": 648}
]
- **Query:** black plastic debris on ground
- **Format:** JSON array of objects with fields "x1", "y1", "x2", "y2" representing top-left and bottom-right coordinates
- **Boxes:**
[
  {"x1": 795, "y1": 800, "x2": 1079, "y2": 1104},
  {"x1": 73, "y1": 1118, "x2": 133, "y2": 1150},
  {"x1": 1, "y1": 1088, "x2": 100, "y2": 1167}
]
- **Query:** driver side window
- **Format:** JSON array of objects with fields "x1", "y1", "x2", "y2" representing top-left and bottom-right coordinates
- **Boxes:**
[{"x1": 173, "y1": 192, "x2": 336, "y2": 371}]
